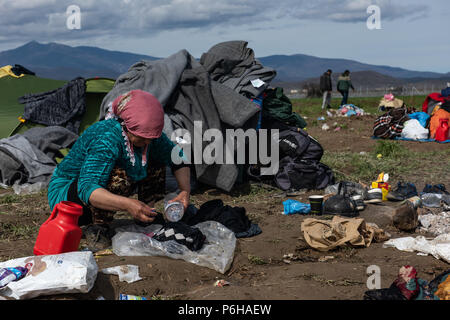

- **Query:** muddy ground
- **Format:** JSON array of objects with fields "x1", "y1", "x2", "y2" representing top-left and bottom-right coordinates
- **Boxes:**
[{"x1": 0, "y1": 114, "x2": 448, "y2": 300}]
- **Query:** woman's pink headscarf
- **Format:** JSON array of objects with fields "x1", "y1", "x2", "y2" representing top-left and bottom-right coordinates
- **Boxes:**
[
  {"x1": 107, "y1": 90, "x2": 164, "y2": 166},
  {"x1": 111, "y1": 89, "x2": 164, "y2": 139}
]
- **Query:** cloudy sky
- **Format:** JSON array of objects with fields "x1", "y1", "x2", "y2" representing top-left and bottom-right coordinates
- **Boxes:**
[{"x1": 1, "y1": 0, "x2": 449, "y2": 72}]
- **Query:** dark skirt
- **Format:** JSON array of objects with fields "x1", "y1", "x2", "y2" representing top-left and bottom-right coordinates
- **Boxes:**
[{"x1": 67, "y1": 164, "x2": 166, "y2": 225}]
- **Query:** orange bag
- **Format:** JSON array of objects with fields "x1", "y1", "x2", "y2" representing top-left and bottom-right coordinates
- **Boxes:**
[{"x1": 429, "y1": 108, "x2": 450, "y2": 139}]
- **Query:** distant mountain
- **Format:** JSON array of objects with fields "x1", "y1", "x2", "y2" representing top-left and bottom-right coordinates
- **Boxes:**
[
  {"x1": 274, "y1": 70, "x2": 405, "y2": 91},
  {"x1": 274, "y1": 70, "x2": 450, "y2": 93},
  {"x1": 0, "y1": 41, "x2": 448, "y2": 84},
  {"x1": 0, "y1": 41, "x2": 160, "y2": 80},
  {"x1": 258, "y1": 54, "x2": 446, "y2": 83}
]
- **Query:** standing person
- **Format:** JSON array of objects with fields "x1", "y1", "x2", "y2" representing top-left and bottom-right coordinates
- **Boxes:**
[
  {"x1": 320, "y1": 69, "x2": 333, "y2": 109},
  {"x1": 337, "y1": 70, "x2": 355, "y2": 106},
  {"x1": 47, "y1": 90, "x2": 190, "y2": 236}
]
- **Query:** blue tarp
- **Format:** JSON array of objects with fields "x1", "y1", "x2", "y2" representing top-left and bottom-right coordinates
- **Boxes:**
[{"x1": 372, "y1": 136, "x2": 450, "y2": 143}]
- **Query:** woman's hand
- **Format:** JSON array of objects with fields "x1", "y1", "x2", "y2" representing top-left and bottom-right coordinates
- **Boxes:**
[
  {"x1": 126, "y1": 198, "x2": 158, "y2": 223},
  {"x1": 169, "y1": 190, "x2": 190, "y2": 211}
]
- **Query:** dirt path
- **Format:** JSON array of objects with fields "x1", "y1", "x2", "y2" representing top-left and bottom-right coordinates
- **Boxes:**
[{"x1": 0, "y1": 115, "x2": 448, "y2": 300}]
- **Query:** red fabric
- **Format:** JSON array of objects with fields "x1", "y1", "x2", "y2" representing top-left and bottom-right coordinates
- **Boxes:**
[
  {"x1": 112, "y1": 90, "x2": 164, "y2": 139},
  {"x1": 393, "y1": 265, "x2": 420, "y2": 300},
  {"x1": 422, "y1": 93, "x2": 450, "y2": 113}
]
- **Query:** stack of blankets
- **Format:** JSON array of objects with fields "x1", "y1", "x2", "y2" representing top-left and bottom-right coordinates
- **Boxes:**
[{"x1": 99, "y1": 41, "x2": 277, "y2": 192}]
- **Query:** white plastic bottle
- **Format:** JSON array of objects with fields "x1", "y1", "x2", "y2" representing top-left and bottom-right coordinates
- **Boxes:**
[{"x1": 163, "y1": 192, "x2": 184, "y2": 222}]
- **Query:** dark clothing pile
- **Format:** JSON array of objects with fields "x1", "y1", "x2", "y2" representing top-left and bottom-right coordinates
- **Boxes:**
[
  {"x1": 153, "y1": 222, "x2": 206, "y2": 252},
  {"x1": 146, "y1": 199, "x2": 262, "y2": 251},
  {"x1": 19, "y1": 77, "x2": 87, "y2": 134},
  {"x1": 364, "y1": 267, "x2": 449, "y2": 301},
  {"x1": 373, "y1": 107, "x2": 414, "y2": 139},
  {"x1": 182, "y1": 199, "x2": 261, "y2": 238}
]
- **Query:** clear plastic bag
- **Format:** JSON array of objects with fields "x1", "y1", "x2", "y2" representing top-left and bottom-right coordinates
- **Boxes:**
[
  {"x1": 419, "y1": 212, "x2": 450, "y2": 236},
  {"x1": 12, "y1": 181, "x2": 47, "y2": 195},
  {"x1": 112, "y1": 221, "x2": 236, "y2": 274}
]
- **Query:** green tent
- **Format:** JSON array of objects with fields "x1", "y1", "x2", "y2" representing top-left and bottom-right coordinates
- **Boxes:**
[
  {"x1": 0, "y1": 75, "x2": 66, "y2": 138},
  {"x1": 6, "y1": 77, "x2": 115, "y2": 137}
]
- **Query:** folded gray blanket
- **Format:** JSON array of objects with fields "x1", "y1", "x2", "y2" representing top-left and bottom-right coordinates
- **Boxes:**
[{"x1": 0, "y1": 126, "x2": 78, "y2": 185}]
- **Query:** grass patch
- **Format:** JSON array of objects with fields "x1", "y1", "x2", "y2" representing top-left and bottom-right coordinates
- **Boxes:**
[
  {"x1": 322, "y1": 141, "x2": 450, "y2": 184},
  {"x1": 248, "y1": 254, "x2": 267, "y2": 265},
  {"x1": 0, "y1": 194, "x2": 22, "y2": 204},
  {"x1": 290, "y1": 95, "x2": 427, "y2": 125},
  {"x1": 373, "y1": 140, "x2": 408, "y2": 158},
  {"x1": 0, "y1": 222, "x2": 39, "y2": 240},
  {"x1": 228, "y1": 183, "x2": 277, "y2": 204}
]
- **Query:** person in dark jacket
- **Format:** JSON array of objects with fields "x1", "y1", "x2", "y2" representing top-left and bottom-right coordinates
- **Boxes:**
[
  {"x1": 320, "y1": 69, "x2": 333, "y2": 109},
  {"x1": 337, "y1": 70, "x2": 355, "y2": 106}
]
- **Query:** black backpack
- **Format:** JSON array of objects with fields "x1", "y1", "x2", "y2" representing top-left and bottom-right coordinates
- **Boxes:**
[
  {"x1": 249, "y1": 120, "x2": 334, "y2": 191},
  {"x1": 277, "y1": 127, "x2": 324, "y2": 161},
  {"x1": 274, "y1": 158, "x2": 334, "y2": 191}
]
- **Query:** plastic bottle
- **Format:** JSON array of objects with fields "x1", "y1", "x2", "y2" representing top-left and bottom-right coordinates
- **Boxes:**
[
  {"x1": 0, "y1": 267, "x2": 29, "y2": 288},
  {"x1": 163, "y1": 193, "x2": 184, "y2": 222},
  {"x1": 119, "y1": 294, "x2": 147, "y2": 300},
  {"x1": 33, "y1": 201, "x2": 83, "y2": 255}
]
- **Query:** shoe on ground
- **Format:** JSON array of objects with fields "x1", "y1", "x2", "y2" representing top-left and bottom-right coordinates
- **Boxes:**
[
  {"x1": 364, "y1": 188, "x2": 383, "y2": 204},
  {"x1": 387, "y1": 182, "x2": 418, "y2": 201},
  {"x1": 422, "y1": 184, "x2": 449, "y2": 195},
  {"x1": 337, "y1": 181, "x2": 369, "y2": 200},
  {"x1": 351, "y1": 195, "x2": 366, "y2": 211}
]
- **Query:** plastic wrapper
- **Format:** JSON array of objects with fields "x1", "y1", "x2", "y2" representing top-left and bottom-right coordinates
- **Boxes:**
[
  {"x1": 383, "y1": 234, "x2": 450, "y2": 263},
  {"x1": 282, "y1": 199, "x2": 311, "y2": 215},
  {"x1": 419, "y1": 212, "x2": 450, "y2": 236},
  {"x1": 401, "y1": 119, "x2": 429, "y2": 140},
  {"x1": 0, "y1": 267, "x2": 28, "y2": 288},
  {"x1": 324, "y1": 183, "x2": 339, "y2": 195},
  {"x1": 101, "y1": 265, "x2": 142, "y2": 283},
  {"x1": 421, "y1": 193, "x2": 450, "y2": 208},
  {"x1": 112, "y1": 221, "x2": 236, "y2": 274},
  {"x1": 119, "y1": 293, "x2": 147, "y2": 300},
  {"x1": 0, "y1": 251, "x2": 98, "y2": 300},
  {"x1": 12, "y1": 181, "x2": 47, "y2": 195}
]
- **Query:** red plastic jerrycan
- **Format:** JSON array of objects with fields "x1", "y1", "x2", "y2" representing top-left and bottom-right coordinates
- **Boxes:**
[
  {"x1": 435, "y1": 118, "x2": 449, "y2": 142},
  {"x1": 33, "y1": 201, "x2": 83, "y2": 255}
]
